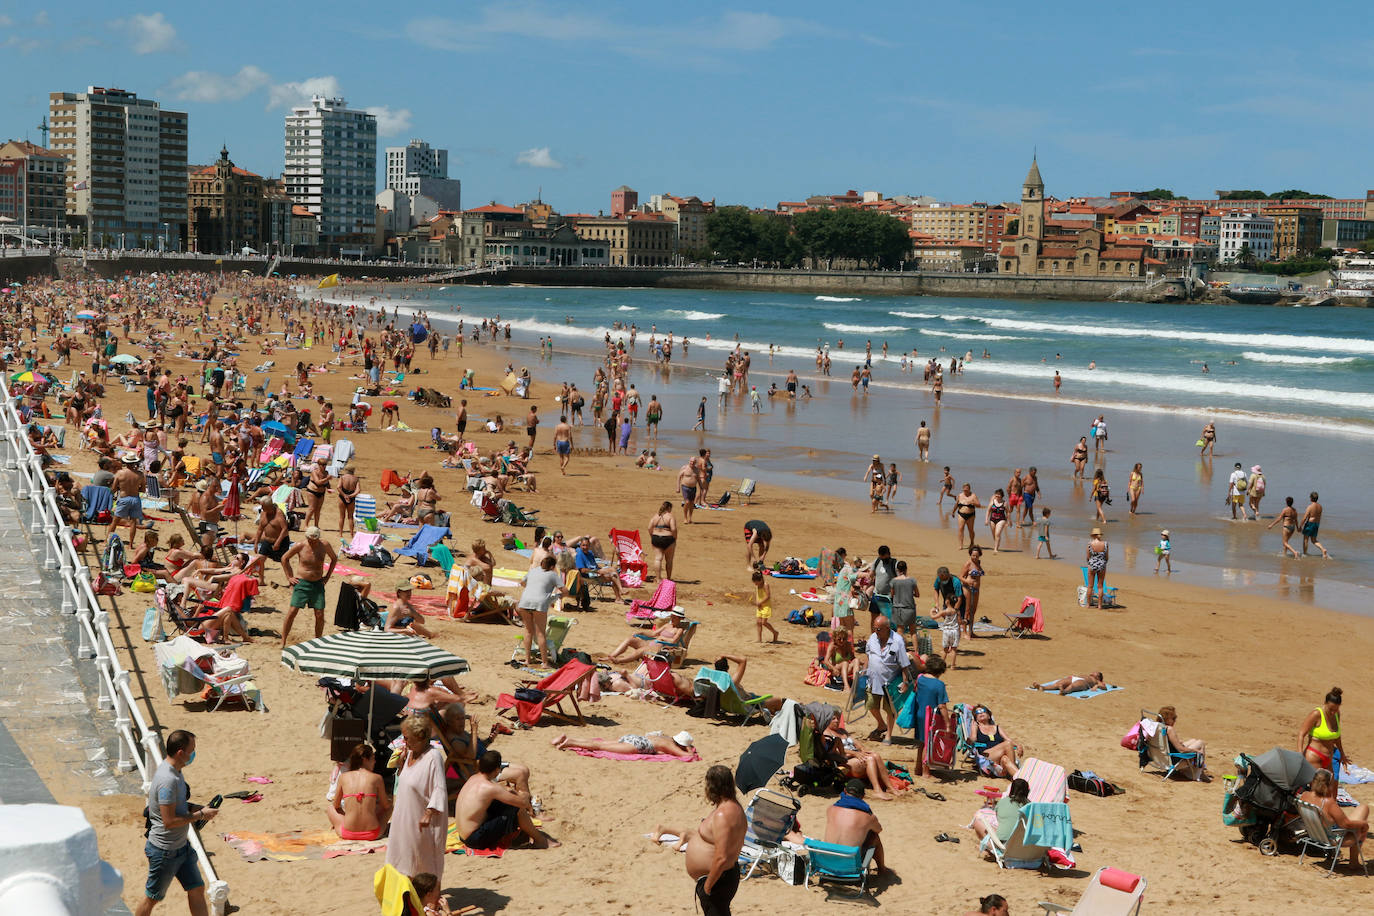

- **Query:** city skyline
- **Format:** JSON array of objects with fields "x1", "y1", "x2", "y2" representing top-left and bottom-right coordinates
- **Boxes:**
[{"x1": 2, "y1": 1, "x2": 1372, "y2": 212}]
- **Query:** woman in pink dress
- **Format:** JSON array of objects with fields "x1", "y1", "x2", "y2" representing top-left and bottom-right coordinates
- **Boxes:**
[{"x1": 385, "y1": 715, "x2": 449, "y2": 881}]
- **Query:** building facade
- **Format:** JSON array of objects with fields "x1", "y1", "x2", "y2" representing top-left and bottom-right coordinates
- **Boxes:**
[
  {"x1": 1218, "y1": 211, "x2": 1275, "y2": 263},
  {"x1": 1321, "y1": 218, "x2": 1374, "y2": 249},
  {"x1": 47, "y1": 87, "x2": 187, "y2": 249},
  {"x1": 0, "y1": 140, "x2": 67, "y2": 238},
  {"x1": 909, "y1": 202, "x2": 987, "y2": 247},
  {"x1": 649, "y1": 193, "x2": 710, "y2": 255},
  {"x1": 1265, "y1": 204, "x2": 1323, "y2": 259},
  {"x1": 283, "y1": 96, "x2": 377, "y2": 253},
  {"x1": 483, "y1": 223, "x2": 608, "y2": 267},
  {"x1": 186, "y1": 146, "x2": 271, "y2": 254},
  {"x1": 384, "y1": 138, "x2": 461, "y2": 213},
  {"x1": 575, "y1": 212, "x2": 676, "y2": 266},
  {"x1": 611, "y1": 185, "x2": 638, "y2": 218}
]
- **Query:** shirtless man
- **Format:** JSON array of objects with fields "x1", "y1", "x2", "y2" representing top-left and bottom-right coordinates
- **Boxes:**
[
  {"x1": 524, "y1": 405, "x2": 539, "y2": 450},
  {"x1": 552, "y1": 414, "x2": 573, "y2": 475},
  {"x1": 680, "y1": 766, "x2": 746, "y2": 916},
  {"x1": 111, "y1": 454, "x2": 146, "y2": 541},
  {"x1": 677, "y1": 461, "x2": 699, "y2": 524},
  {"x1": 1031, "y1": 672, "x2": 1106, "y2": 695},
  {"x1": 280, "y1": 526, "x2": 338, "y2": 646},
  {"x1": 454, "y1": 750, "x2": 555, "y2": 850},
  {"x1": 826, "y1": 779, "x2": 888, "y2": 875},
  {"x1": 247, "y1": 498, "x2": 290, "y2": 581},
  {"x1": 938, "y1": 467, "x2": 955, "y2": 507},
  {"x1": 693, "y1": 449, "x2": 712, "y2": 505},
  {"x1": 454, "y1": 399, "x2": 468, "y2": 444},
  {"x1": 915, "y1": 420, "x2": 931, "y2": 461},
  {"x1": 1300, "y1": 491, "x2": 1330, "y2": 558}
]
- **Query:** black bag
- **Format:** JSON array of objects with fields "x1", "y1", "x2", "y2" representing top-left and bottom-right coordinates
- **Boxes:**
[
  {"x1": 687, "y1": 685, "x2": 721, "y2": 719},
  {"x1": 514, "y1": 687, "x2": 546, "y2": 704},
  {"x1": 785, "y1": 760, "x2": 846, "y2": 796},
  {"x1": 360, "y1": 546, "x2": 394, "y2": 568},
  {"x1": 1068, "y1": 769, "x2": 1122, "y2": 797},
  {"x1": 356, "y1": 597, "x2": 382, "y2": 630}
]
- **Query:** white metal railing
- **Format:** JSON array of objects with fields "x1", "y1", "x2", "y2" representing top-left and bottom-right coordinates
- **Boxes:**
[{"x1": 0, "y1": 381, "x2": 229, "y2": 914}]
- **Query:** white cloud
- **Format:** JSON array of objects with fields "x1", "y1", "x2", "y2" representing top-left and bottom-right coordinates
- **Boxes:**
[
  {"x1": 112, "y1": 12, "x2": 178, "y2": 54},
  {"x1": 164, "y1": 66, "x2": 271, "y2": 103},
  {"x1": 515, "y1": 147, "x2": 563, "y2": 169},
  {"x1": 267, "y1": 76, "x2": 344, "y2": 110},
  {"x1": 3, "y1": 35, "x2": 42, "y2": 54},
  {"x1": 32, "y1": 11, "x2": 50, "y2": 27},
  {"x1": 365, "y1": 106, "x2": 413, "y2": 136},
  {"x1": 0, "y1": 15, "x2": 14, "y2": 27}
]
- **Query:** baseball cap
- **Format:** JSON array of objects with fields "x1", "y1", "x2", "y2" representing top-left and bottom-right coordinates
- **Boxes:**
[
  {"x1": 395, "y1": 580, "x2": 413, "y2": 593},
  {"x1": 844, "y1": 778, "x2": 866, "y2": 798}
]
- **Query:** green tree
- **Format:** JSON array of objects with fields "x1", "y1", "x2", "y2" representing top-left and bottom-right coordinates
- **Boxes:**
[
  {"x1": 1269, "y1": 190, "x2": 1331, "y2": 200},
  {"x1": 1219, "y1": 190, "x2": 1268, "y2": 200},
  {"x1": 1234, "y1": 242, "x2": 1254, "y2": 268},
  {"x1": 705, "y1": 206, "x2": 757, "y2": 263},
  {"x1": 1142, "y1": 188, "x2": 1183, "y2": 200}
]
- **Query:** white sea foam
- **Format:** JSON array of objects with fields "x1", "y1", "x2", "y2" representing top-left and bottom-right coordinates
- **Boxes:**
[
  {"x1": 617, "y1": 305, "x2": 638, "y2": 311},
  {"x1": 816, "y1": 295, "x2": 862, "y2": 302},
  {"x1": 938, "y1": 314, "x2": 1374, "y2": 355},
  {"x1": 666, "y1": 309, "x2": 725, "y2": 320},
  {"x1": 822, "y1": 322, "x2": 908, "y2": 334},
  {"x1": 1241, "y1": 351, "x2": 1358, "y2": 366},
  {"x1": 920, "y1": 329, "x2": 1031, "y2": 342},
  {"x1": 889, "y1": 310, "x2": 937, "y2": 319}
]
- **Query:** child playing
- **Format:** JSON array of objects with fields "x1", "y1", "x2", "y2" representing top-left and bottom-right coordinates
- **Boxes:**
[
  {"x1": 938, "y1": 467, "x2": 955, "y2": 507},
  {"x1": 410, "y1": 873, "x2": 451, "y2": 916},
  {"x1": 1035, "y1": 507, "x2": 1055, "y2": 559},
  {"x1": 932, "y1": 598, "x2": 961, "y2": 670},
  {"x1": 885, "y1": 463, "x2": 901, "y2": 505},
  {"x1": 751, "y1": 569, "x2": 779, "y2": 643},
  {"x1": 1155, "y1": 528, "x2": 1172, "y2": 573}
]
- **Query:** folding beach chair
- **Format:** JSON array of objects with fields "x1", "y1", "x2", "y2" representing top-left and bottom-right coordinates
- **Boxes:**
[
  {"x1": 692, "y1": 666, "x2": 773, "y2": 725},
  {"x1": 251, "y1": 374, "x2": 270, "y2": 397},
  {"x1": 803, "y1": 838, "x2": 876, "y2": 898},
  {"x1": 508, "y1": 615, "x2": 577, "y2": 663},
  {"x1": 153, "y1": 635, "x2": 264, "y2": 713},
  {"x1": 738, "y1": 789, "x2": 802, "y2": 880},
  {"x1": 1136, "y1": 710, "x2": 1205, "y2": 781},
  {"x1": 157, "y1": 586, "x2": 217, "y2": 640},
  {"x1": 981, "y1": 813, "x2": 1053, "y2": 870},
  {"x1": 327, "y1": 438, "x2": 354, "y2": 476},
  {"x1": 1079, "y1": 566, "x2": 1118, "y2": 607},
  {"x1": 1017, "y1": 757, "x2": 1070, "y2": 803},
  {"x1": 291, "y1": 437, "x2": 315, "y2": 465},
  {"x1": 737, "y1": 478, "x2": 757, "y2": 506},
  {"x1": 1294, "y1": 799, "x2": 1367, "y2": 877},
  {"x1": 395, "y1": 524, "x2": 449, "y2": 566},
  {"x1": 1005, "y1": 595, "x2": 1044, "y2": 638},
  {"x1": 380, "y1": 468, "x2": 408, "y2": 493},
  {"x1": 500, "y1": 502, "x2": 540, "y2": 527},
  {"x1": 1038, "y1": 867, "x2": 1148, "y2": 915},
  {"x1": 495, "y1": 659, "x2": 596, "y2": 727},
  {"x1": 609, "y1": 528, "x2": 647, "y2": 589},
  {"x1": 626, "y1": 578, "x2": 676, "y2": 625}
]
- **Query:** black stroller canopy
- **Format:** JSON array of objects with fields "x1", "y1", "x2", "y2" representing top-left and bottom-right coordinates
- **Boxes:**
[{"x1": 1250, "y1": 747, "x2": 1318, "y2": 791}]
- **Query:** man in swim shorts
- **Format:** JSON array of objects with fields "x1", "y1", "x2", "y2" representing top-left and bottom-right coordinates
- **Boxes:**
[
  {"x1": 280, "y1": 526, "x2": 337, "y2": 646},
  {"x1": 552, "y1": 414, "x2": 573, "y2": 475},
  {"x1": 1300, "y1": 491, "x2": 1329, "y2": 558},
  {"x1": 455, "y1": 750, "x2": 554, "y2": 850},
  {"x1": 743, "y1": 520, "x2": 772, "y2": 570},
  {"x1": 111, "y1": 453, "x2": 146, "y2": 541},
  {"x1": 677, "y1": 461, "x2": 699, "y2": 524}
]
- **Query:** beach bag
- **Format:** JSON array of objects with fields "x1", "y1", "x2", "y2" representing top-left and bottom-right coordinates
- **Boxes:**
[
  {"x1": 1253, "y1": 475, "x2": 1265, "y2": 496},
  {"x1": 803, "y1": 608, "x2": 826, "y2": 627},
  {"x1": 131, "y1": 571, "x2": 157, "y2": 593},
  {"x1": 786, "y1": 760, "x2": 846, "y2": 796},
  {"x1": 102, "y1": 533, "x2": 126, "y2": 574},
  {"x1": 142, "y1": 605, "x2": 165, "y2": 642},
  {"x1": 360, "y1": 546, "x2": 394, "y2": 568},
  {"x1": 1076, "y1": 586, "x2": 1089, "y2": 607},
  {"x1": 514, "y1": 687, "x2": 545, "y2": 704},
  {"x1": 1120, "y1": 722, "x2": 1142, "y2": 751},
  {"x1": 687, "y1": 685, "x2": 721, "y2": 720},
  {"x1": 804, "y1": 659, "x2": 829, "y2": 687},
  {"x1": 1069, "y1": 769, "x2": 1122, "y2": 797},
  {"x1": 94, "y1": 572, "x2": 122, "y2": 596},
  {"x1": 776, "y1": 849, "x2": 807, "y2": 886},
  {"x1": 925, "y1": 708, "x2": 957, "y2": 768},
  {"x1": 778, "y1": 557, "x2": 803, "y2": 575}
]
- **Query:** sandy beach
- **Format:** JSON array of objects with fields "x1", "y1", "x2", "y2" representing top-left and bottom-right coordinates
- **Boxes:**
[{"x1": 25, "y1": 279, "x2": 1369, "y2": 915}]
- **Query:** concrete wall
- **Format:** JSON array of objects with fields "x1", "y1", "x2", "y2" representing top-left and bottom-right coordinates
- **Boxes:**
[
  {"x1": 478, "y1": 266, "x2": 1139, "y2": 301},
  {"x1": 0, "y1": 256, "x2": 59, "y2": 284}
]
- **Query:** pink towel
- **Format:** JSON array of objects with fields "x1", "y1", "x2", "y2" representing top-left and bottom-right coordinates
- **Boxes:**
[{"x1": 570, "y1": 747, "x2": 701, "y2": 763}]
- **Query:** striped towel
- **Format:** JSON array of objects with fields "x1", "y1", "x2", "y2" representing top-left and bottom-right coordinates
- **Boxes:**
[{"x1": 1017, "y1": 757, "x2": 1068, "y2": 804}]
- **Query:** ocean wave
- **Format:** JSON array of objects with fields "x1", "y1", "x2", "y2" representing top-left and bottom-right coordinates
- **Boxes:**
[
  {"x1": 666, "y1": 309, "x2": 725, "y2": 320},
  {"x1": 822, "y1": 323, "x2": 909, "y2": 334},
  {"x1": 920, "y1": 330, "x2": 1031, "y2": 342},
  {"x1": 816, "y1": 295, "x2": 862, "y2": 302},
  {"x1": 939, "y1": 314, "x2": 1374, "y2": 355},
  {"x1": 965, "y1": 360, "x2": 1374, "y2": 411},
  {"x1": 890, "y1": 310, "x2": 937, "y2": 319},
  {"x1": 617, "y1": 305, "x2": 638, "y2": 311},
  {"x1": 1241, "y1": 351, "x2": 1358, "y2": 366}
]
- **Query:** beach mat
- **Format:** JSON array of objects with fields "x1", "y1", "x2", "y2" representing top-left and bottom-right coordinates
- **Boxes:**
[
  {"x1": 446, "y1": 821, "x2": 508, "y2": 857},
  {"x1": 767, "y1": 572, "x2": 816, "y2": 580},
  {"x1": 221, "y1": 828, "x2": 385, "y2": 862},
  {"x1": 570, "y1": 747, "x2": 701, "y2": 763},
  {"x1": 1028, "y1": 682, "x2": 1122, "y2": 699},
  {"x1": 374, "y1": 592, "x2": 450, "y2": 617}
]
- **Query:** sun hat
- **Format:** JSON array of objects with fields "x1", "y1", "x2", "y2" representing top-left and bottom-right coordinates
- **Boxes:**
[
  {"x1": 1090, "y1": 527, "x2": 1102, "y2": 536},
  {"x1": 673, "y1": 731, "x2": 694, "y2": 748},
  {"x1": 121, "y1": 453, "x2": 140, "y2": 465},
  {"x1": 1251, "y1": 465, "x2": 1261, "y2": 473},
  {"x1": 195, "y1": 480, "x2": 209, "y2": 492},
  {"x1": 1161, "y1": 529, "x2": 1170, "y2": 537}
]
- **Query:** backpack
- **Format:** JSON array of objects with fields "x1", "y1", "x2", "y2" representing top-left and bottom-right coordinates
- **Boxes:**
[
  {"x1": 687, "y1": 685, "x2": 721, "y2": 720},
  {"x1": 1235, "y1": 476, "x2": 1248, "y2": 492},
  {"x1": 1069, "y1": 769, "x2": 1123, "y2": 797},
  {"x1": 360, "y1": 546, "x2": 394, "y2": 568},
  {"x1": 102, "y1": 533, "x2": 126, "y2": 574},
  {"x1": 1253, "y1": 474, "x2": 1265, "y2": 496},
  {"x1": 783, "y1": 760, "x2": 846, "y2": 796}
]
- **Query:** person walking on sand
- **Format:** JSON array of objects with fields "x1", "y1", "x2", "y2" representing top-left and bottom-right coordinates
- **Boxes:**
[
  {"x1": 552, "y1": 414, "x2": 573, "y2": 474},
  {"x1": 951, "y1": 483, "x2": 980, "y2": 549},
  {"x1": 1154, "y1": 529, "x2": 1172, "y2": 573},
  {"x1": 678, "y1": 461, "x2": 699, "y2": 524},
  {"x1": 525, "y1": 405, "x2": 539, "y2": 450},
  {"x1": 693, "y1": 396, "x2": 707, "y2": 431},
  {"x1": 938, "y1": 467, "x2": 954, "y2": 507},
  {"x1": 134, "y1": 730, "x2": 215, "y2": 916},
  {"x1": 1227, "y1": 462, "x2": 1248, "y2": 520},
  {"x1": 1021, "y1": 466, "x2": 1039, "y2": 526},
  {"x1": 751, "y1": 570, "x2": 779, "y2": 643},
  {"x1": 1090, "y1": 469, "x2": 1110, "y2": 524},
  {"x1": 1269, "y1": 496, "x2": 1301, "y2": 558},
  {"x1": 1247, "y1": 465, "x2": 1266, "y2": 520},
  {"x1": 684, "y1": 766, "x2": 746, "y2": 916},
  {"x1": 1035, "y1": 507, "x2": 1055, "y2": 558},
  {"x1": 915, "y1": 420, "x2": 931, "y2": 461},
  {"x1": 1199, "y1": 421, "x2": 1217, "y2": 457},
  {"x1": 1070, "y1": 436, "x2": 1089, "y2": 479},
  {"x1": 1300, "y1": 492, "x2": 1330, "y2": 558}
]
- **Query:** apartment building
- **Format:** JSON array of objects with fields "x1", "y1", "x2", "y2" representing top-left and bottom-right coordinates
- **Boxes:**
[
  {"x1": 0, "y1": 140, "x2": 67, "y2": 237},
  {"x1": 47, "y1": 87, "x2": 188, "y2": 248},
  {"x1": 284, "y1": 96, "x2": 376, "y2": 253},
  {"x1": 1218, "y1": 211, "x2": 1274, "y2": 262},
  {"x1": 1265, "y1": 204, "x2": 1323, "y2": 259},
  {"x1": 575, "y1": 212, "x2": 677, "y2": 266},
  {"x1": 384, "y1": 138, "x2": 461, "y2": 213},
  {"x1": 649, "y1": 193, "x2": 710, "y2": 254},
  {"x1": 908, "y1": 202, "x2": 986, "y2": 247}
]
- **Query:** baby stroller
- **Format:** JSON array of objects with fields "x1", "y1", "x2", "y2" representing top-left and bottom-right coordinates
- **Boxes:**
[{"x1": 1226, "y1": 747, "x2": 1315, "y2": 855}]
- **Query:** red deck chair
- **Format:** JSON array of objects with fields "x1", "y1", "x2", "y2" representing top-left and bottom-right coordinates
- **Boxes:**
[
  {"x1": 496, "y1": 659, "x2": 596, "y2": 727},
  {"x1": 609, "y1": 528, "x2": 648, "y2": 589}
]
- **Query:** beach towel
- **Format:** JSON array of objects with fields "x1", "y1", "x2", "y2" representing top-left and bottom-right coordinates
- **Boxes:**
[
  {"x1": 569, "y1": 747, "x2": 701, "y2": 763},
  {"x1": 221, "y1": 828, "x2": 385, "y2": 862},
  {"x1": 445, "y1": 821, "x2": 506, "y2": 857},
  {"x1": 1020, "y1": 802, "x2": 1074, "y2": 850},
  {"x1": 1029, "y1": 682, "x2": 1122, "y2": 699}
]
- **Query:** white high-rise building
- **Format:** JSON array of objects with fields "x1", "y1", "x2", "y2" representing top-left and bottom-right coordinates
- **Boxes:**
[
  {"x1": 384, "y1": 138, "x2": 461, "y2": 212},
  {"x1": 1219, "y1": 211, "x2": 1275, "y2": 263},
  {"x1": 283, "y1": 96, "x2": 377, "y2": 251},
  {"x1": 47, "y1": 87, "x2": 188, "y2": 249}
]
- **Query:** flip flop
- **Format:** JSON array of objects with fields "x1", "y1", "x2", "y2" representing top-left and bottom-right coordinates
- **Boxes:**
[
  {"x1": 917, "y1": 788, "x2": 947, "y2": 802},
  {"x1": 934, "y1": 832, "x2": 960, "y2": 843}
]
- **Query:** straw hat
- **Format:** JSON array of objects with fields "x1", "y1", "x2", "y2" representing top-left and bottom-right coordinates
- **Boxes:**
[
  {"x1": 1090, "y1": 527, "x2": 1102, "y2": 537},
  {"x1": 121, "y1": 453, "x2": 140, "y2": 465},
  {"x1": 1160, "y1": 529, "x2": 1170, "y2": 537}
]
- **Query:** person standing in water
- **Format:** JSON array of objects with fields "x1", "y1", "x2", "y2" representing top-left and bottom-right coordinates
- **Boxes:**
[
  {"x1": 1268, "y1": 496, "x2": 1301, "y2": 558},
  {"x1": 915, "y1": 420, "x2": 931, "y2": 461},
  {"x1": 1300, "y1": 492, "x2": 1330, "y2": 558}
]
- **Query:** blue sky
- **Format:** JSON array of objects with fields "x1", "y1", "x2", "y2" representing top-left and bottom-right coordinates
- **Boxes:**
[{"x1": 3, "y1": 1, "x2": 1370, "y2": 212}]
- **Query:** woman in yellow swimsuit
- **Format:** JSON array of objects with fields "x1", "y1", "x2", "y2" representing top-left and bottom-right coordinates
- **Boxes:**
[{"x1": 1300, "y1": 687, "x2": 1348, "y2": 772}]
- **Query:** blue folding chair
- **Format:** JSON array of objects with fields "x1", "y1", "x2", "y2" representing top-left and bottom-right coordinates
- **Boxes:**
[
  {"x1": 803, "y1": 838, "x2": 876, "y2": 898},
  {"x1": 395, "y1": 524, "x2": 449, "y2": 566}
]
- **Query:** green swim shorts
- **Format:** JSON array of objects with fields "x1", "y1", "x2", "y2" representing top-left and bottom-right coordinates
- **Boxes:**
[{"x1": 291, "y1": 577, "x2": 327, "y2": 610}]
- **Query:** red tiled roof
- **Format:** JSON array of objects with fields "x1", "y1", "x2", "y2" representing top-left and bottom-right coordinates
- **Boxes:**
[
  {"x1": 190, "y1": 164, "x2": 262, "y2": 178},
  {"x1": 1100, "y1": 247, "x2": 1146, "y2": 260},
  {"x1": 1145, "y1": 257, "x2": 1166, "y2": 265},
  {"x1": 999, "y1": 245, "x2": 1015, "y2": 257},
  {"x1": 465, "y1": 204, "x2": 523, "y2": 215},
  {"x1": 291, "y1": 205, "x2": 313, "y2": 217}
]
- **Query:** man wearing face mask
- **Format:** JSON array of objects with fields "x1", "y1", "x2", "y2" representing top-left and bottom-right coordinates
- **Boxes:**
[{"x1": 136, "y1": 729, "x2": 215, "y2": 916}]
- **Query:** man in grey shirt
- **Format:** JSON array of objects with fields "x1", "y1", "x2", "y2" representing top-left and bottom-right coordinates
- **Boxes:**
[
  {"x1": 888, "y1": 560, "x2": 920, "y2": 637},
  {"x1": 868, "y1": 545, "x2": 898, "y2": 631},
  {"x1": 136, "y1": 729, "x2": 215, "y2": 916}
]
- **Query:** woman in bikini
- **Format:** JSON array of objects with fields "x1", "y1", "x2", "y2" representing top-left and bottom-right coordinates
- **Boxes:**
[
  {"x1": 1090, "y1": 469, "x2": 1110, "y2": 524},
  {"x1": 1031, "y1": 672, "x2": 1106, "y2": 695},
  {"x1": 1127, "y1": 463, "x2": 1144, "y2": 515},
  {"x1": 336, "y1": 465, "x2": 359, "y2": 537},
  {"x1": 648, "y1": 501, "x2": 677, "y2": 581},
  {"x1": 412, "y1": 474, "x2": 441, "y2": 526},
  {"x1": 961, "y1": 547, "x2": 985, "y2": 638},
  {"x1": 984, "y1": 489, "x2": 1010, "y2": 553},
  {"x1": 951, "y1": 483, "x2": 981, "y2": 549},
  {"x1": 327, "y1": 742, "x2": 391, "y2": 841},
  {"x1": 823, "y1": 628, "x2": 861, "y2": 691},
  {"x1": 969, "y1": 705, "x2": 1019, "y2": 777},
  {"x1": 1299, "y1": 769, "x2": 1368, "y2": 869},
  {"x1": 1268, "y1": 495, "x2": 1300, "y2": 558},
  {"x1": 303, "y1": 456, "x2": 331, "y2": 528},
  {"x1": 1070, "y1": 436, "x2": 1089, "y2": 479},
  {"x1": 1300, "y1": 687, "x2": 1350, "y2": 773},
  {"x1": 1085, "y1": 527, "x2": 1109, "y2": 607}
]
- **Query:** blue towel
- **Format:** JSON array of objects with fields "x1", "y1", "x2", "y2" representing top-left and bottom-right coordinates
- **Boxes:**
[
  {"x1": 1020, "y1": 802, "x2": 1073, "y2": 850},
  {"x1": 1028, "y1": 683, "x2": 1122, "y2": 699},
  {"x1": 833, "y1": 794, "x2": 872, "y2": 815},
  {"x1": 81, "y1": 485, "x2": 113, "y2": 520}
]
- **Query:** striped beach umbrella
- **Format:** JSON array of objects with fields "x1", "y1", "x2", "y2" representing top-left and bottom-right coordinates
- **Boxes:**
[{"x1": 280, "y1": 630, "x2": 470, "y2": 681}]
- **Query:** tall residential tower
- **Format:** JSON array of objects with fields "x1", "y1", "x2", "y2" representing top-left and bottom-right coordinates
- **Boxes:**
[
  {"x1": 384, "y1": 138, "x2": 461, "y2": 212},
  {"x1": 283, "y1": 96, "x2": 377, "y2": 253}
]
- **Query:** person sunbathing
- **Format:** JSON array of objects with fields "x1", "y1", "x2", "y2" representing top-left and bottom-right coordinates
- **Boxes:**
[
  {"x1": 969, "y1": 704, "x2": 1019, "y2": 778},
  {"x1": 606, "y1": 612, "x2": 687, "y2": 664},
  {"x1": 713, "y1": 653, "x2": 786, "y2": 713},
  {"x1": 823, "y1": 628, "x2": 861, "y2": 691},
  {"x1": 393, "y1": 677, "x2": 476, "y2": 716},
  {"x1": 552, "y1": 730, "x2": 696, "y2": 758},
  {"x1": 596, "y1": 660, "x2": 694, "y2": 698},
  {"x1": 385, "y1": 582, "x2": 436, "y2": 639},
  {"x1": 823, "y1": 725, "x2": 899, "y2": 799},
  {"x1": 1030, "y1": 672, "x2": 1106, "y2": 695},
  {"x1": 327, "y1": 742, "x2": 391, "y2": 841},
  {"x1": 381, "y1": 486, "x2": 416, "y2": 522},
  {"x1": 1300, "y1": 768, "x2": 1368, "y2": 869}
]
